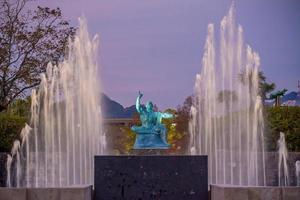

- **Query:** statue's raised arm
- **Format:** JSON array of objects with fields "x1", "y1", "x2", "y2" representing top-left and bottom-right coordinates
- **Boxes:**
[{"x1": 136, "y1": 91, "x2": 143, "y2": 113}]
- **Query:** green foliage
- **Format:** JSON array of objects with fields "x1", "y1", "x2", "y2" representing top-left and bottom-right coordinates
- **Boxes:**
[
  {"x1": 239, "y1": 70, "x2": 276, "y2": 103},
  {"x1": 176, "y1": 96, "x2": 192, "y2": 134},
  {"x1": 162, "y1": 108, "x2": 188, "y2": 153},
  {"x1": 0, "y1": 113, "x2": 26, "y2": 152},
  {"x1": 265, "y1": 106, "x2": 300, "y2": 151},
  {"x1": 0, "y1": 97, "x2": 30, "y2": 152},
  {"x1": 258, "y1": 71, "x2": 276, "y2": 101},
  {"x1": 6, "y1": 97, "x2": 31, "y2": 118},
  {"x1": 120, "y1": 126, "x2": 136, "y2": 153},
  {"x1": 105, "y1": 118, "x2": 141, "y2": 154},
  {"x1": 162, "y1": 108, "x2": 182, "y2": 146}
]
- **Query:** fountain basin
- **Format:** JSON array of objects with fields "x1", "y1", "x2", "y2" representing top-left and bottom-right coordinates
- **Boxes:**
[
  {"x1": 0, "y1": 185, "x2": 92, "y2": 200},
  {"x1": 211, "y1": 184, "x2": 300, "y2": 200}
]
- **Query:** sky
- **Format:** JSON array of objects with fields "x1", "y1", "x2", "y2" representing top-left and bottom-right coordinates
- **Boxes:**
[{"x1": 31, "y1": 0, "x2": 300, "y2": 109}]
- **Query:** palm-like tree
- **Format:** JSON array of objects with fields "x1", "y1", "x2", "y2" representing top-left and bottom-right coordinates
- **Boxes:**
[
  {"x1": 269, "y1": 89, "x2": 288, "y2": 106},
  {"x1": 239, "y1": 70, "x2": 276, "y2": 103}
]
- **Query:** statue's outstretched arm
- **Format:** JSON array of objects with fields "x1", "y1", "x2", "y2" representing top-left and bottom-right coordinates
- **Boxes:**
[
  {"x1": 136, "y1": 91, "x2": 143, "y2": 113},
  {"x1": 161, "y1": 113, "x2": 174, "y2": 119},
  {"x1": 156, "y1": 112, "x2": 174, "y2": 125}
]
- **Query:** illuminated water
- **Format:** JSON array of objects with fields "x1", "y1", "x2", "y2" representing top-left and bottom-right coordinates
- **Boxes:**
[
  {"x1": 278, "y1": 132, "x2": 289, "y2": 186},
  {"x1": 189, "y1": 5, "x2": 266, "y2": 186},
  {"x1": 6, "y1": 18, "x2": 106, "y2": 187},
  {"x1": 296, "y1": 160, "x2": 300, "y2": 186}
]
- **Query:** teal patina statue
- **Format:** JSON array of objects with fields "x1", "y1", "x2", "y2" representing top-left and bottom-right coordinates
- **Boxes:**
[{"x1": 131, "y1": 91, "x2": 174, "y2": 149}]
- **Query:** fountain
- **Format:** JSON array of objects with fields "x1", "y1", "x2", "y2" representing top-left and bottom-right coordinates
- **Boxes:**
[
  {"x1": 189, "y1": 4, "x2": 266, "y2": 186},
  {"x1": 296, "y1": 160, "x2": 300, "y2": 186},
  {"x1": 278, "y1": 132, "x2": 289, "y2": 186},
  {"x1": 6, "y1": 17, "x2": 106, "y2": 187}
]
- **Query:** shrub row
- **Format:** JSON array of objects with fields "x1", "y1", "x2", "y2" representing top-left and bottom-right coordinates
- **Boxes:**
[
  {"x1": 0, "y1": 114, "x2": 26, "y2": 152},
  {"x1": 265, "y1": 106, "x2": 300, "y2": 151}
]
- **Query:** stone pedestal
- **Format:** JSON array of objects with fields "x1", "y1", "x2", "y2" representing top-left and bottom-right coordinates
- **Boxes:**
[{"x1": 94, "y1": 155, "x2": 208, "y2": 200}]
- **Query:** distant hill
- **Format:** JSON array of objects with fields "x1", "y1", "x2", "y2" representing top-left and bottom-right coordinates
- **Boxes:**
[
  {"x1": 281, "y1": 91, "x2": 300, "y2": 106},
  {"x1": 101, "y1": 94, "x2": 137, "y2": 118},
  {"x1": 101, "y1": 91, "x2": 300, "y2": 118},
  {"x1": 265, "y1": 91, "x2": 300, "y2": 106}
]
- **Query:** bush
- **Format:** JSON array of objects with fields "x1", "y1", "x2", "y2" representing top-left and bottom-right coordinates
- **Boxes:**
[
  {"x1": 265, "y1": 106, "x2": 300, "y2": 151},
  {"x1": 0, "y1": 113, "x2": 26, "y2": 152},
  {"x1": 6, "y1": 98, "x2": 31, "y2": 119}
]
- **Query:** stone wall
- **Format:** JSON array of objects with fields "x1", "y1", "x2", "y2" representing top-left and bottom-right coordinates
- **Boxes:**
[{"x1": 0, "y1": 153, "x2": 7, "y2": 187}]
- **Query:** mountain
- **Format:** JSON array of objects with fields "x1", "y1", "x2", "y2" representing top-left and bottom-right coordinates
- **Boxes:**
[
  {"x1": 101, "y1": 93, "x2": 137, "y2": 118},
  {"x1": 281, "y1": 91, "x2": 300, "y2": 106},
  {"x1": 281, "y1": 91, "x2": 298, "y2": 102}
]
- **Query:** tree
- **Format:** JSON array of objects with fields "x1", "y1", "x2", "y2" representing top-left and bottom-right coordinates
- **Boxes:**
[
  {"x1": 269, "y1": 89, "x2": 288, "y2": 106},
  {"x1": 217, "y1": 90, "x2": 237, "y2": 113},
  {"x1": 0, "y1": 0, "x2": 75, "y2": 112},
  {"x1": 176, "y1": 95, "x2": 192, "y2": 134},
  {"x1": 265, "y1": 106, "x2": 300, "y2": 151},
  {"x1": 6, "y1": 96, "x2": 31, "y2": 118},
  {"x1": 258, "y1": 71, "x2": 276, "y2": 103},
  {"x1": 239, "y1": 70, "x2": 276, "y2": 103},
  {"x1": 0, "y1": 113, "x2": 26, "y2": 152}
]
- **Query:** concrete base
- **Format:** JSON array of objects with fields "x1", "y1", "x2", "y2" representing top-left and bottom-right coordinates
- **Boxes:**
[
  {"x1": 211, "y1": 184, "x2": 300, "y2": 200},
  {"x1": 0, "y1": 185, "x2": 92, "y2": 200},
  {"x1": 0, "y1": 188, "x2": 27, "y2": 200}
]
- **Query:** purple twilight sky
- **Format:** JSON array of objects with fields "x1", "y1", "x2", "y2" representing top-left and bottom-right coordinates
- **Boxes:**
[{"x1": 32, "y1": 0, "x2": 300, "y2": 109}]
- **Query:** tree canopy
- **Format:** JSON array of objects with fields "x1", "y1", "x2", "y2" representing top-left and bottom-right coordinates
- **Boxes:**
[
  {"x1": 258, "y1": 71, "x2": 276, "y2": 102},
  {"x1": 0, "y1": 0, "x2": 75, "y2": 111},
  {"x1": 239, "y1": 70, "x2": 276, "y2": 102}
]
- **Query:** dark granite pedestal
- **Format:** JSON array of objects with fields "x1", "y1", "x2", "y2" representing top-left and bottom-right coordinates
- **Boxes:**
[{"x1": 94, "y1": 155, "x2": 208, "y2": 200}]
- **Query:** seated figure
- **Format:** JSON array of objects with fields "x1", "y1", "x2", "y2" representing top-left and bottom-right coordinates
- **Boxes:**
[{"x1": 131, "y1": 91, "x2": 174, "y2": 149}]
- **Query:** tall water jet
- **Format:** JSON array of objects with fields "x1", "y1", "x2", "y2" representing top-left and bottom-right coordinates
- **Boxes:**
[
  {"x1": 6, "y1": 17, "x2": 106, "y2": 187},
  {"x1": 189, "y1": 4, "x2": 266, "y2": 186},
  {"x1": 278, "y1": 132, "x2": 289, "y2": 186},
  {"x1": 296, "y1": 160, "x2": 300, "y2": 186}
]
